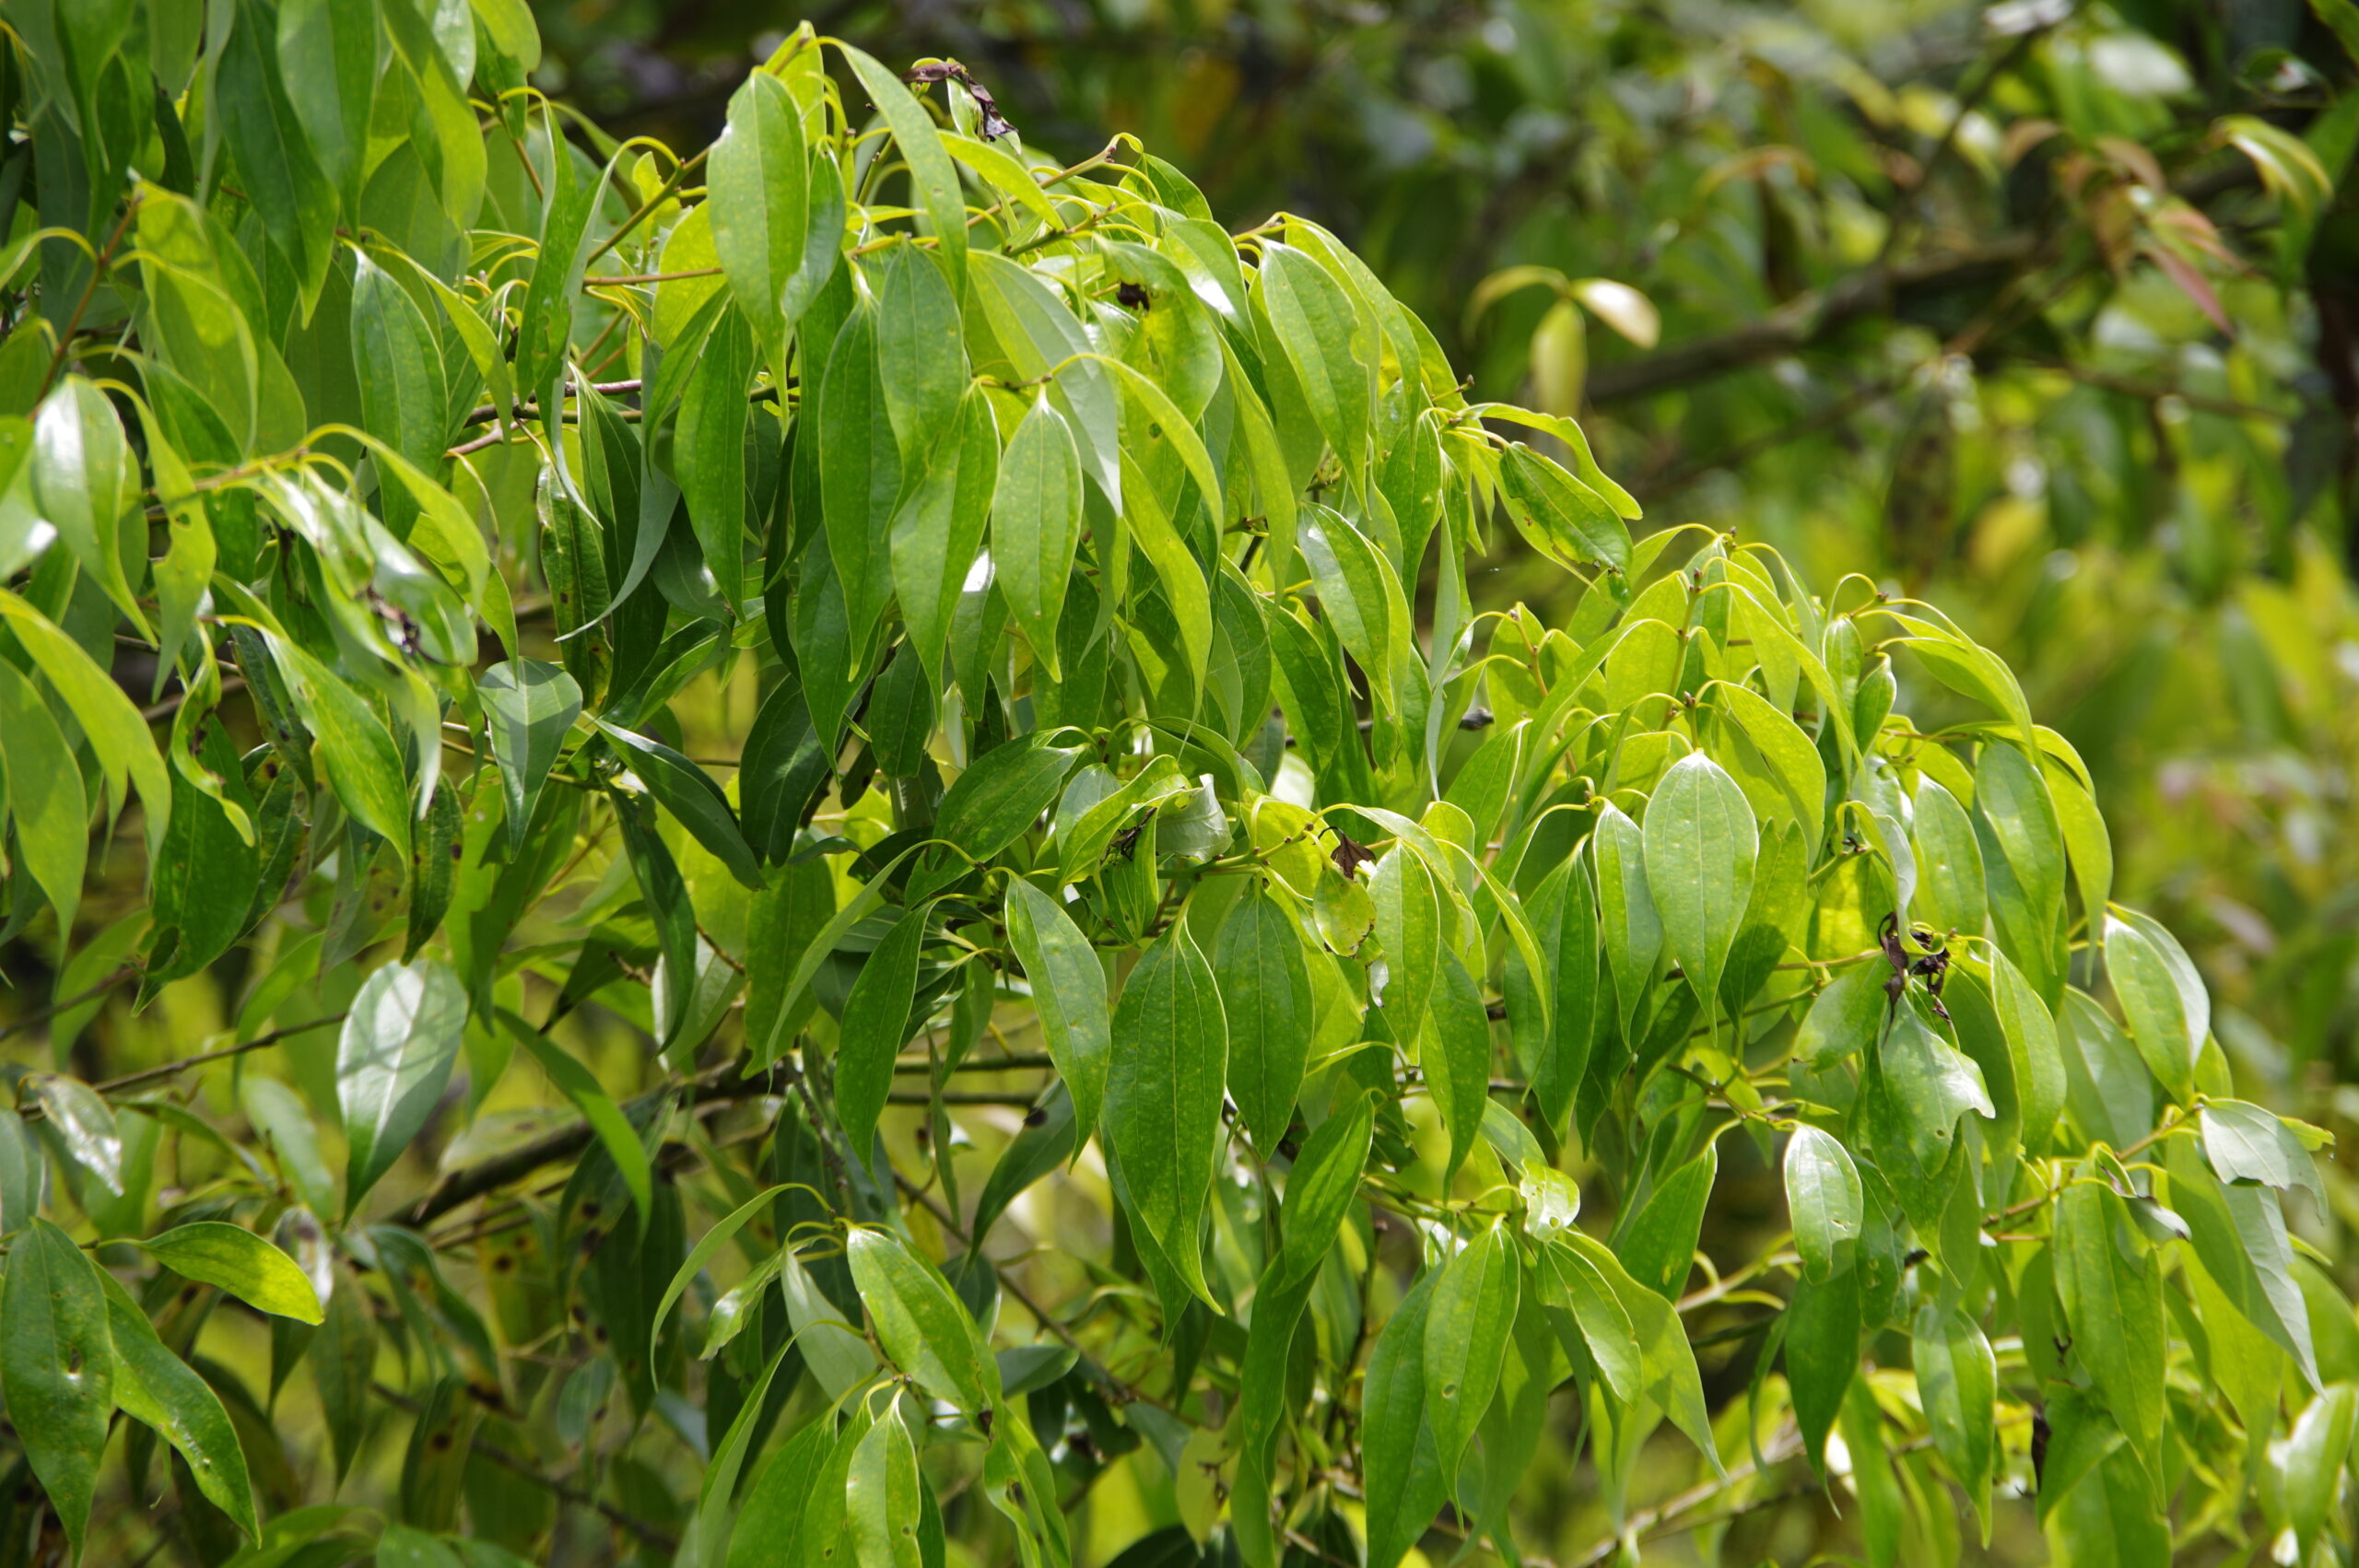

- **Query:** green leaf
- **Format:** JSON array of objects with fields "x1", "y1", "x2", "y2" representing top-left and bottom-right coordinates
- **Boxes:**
[
  {"x1": 1594, "y1": 802, "x2": 1660, "y2": 1036},
  {"x1": 1423, "y1": 948, "x2": 1493, "y2": 1182},
  {"x1": 29, "y1": 1076, "x2": 122, "y2": 1195},
  {"x1": 839, "y1": 47, "x2": 968, "y2": 293},
  {"x1": 708, "y1": 70, "x2": 808, "y2": 368},
  {"x1": 1362, "y1": 1269, "x2": 1449, "y2": 1568},
  {"x1": 2054, "y1": 1182, "x2": 2165, "y2": 1481},
  {"x1": 31, "y1": 379, "x2": 147, "y2": 635},
  {"x1": 1004, "y1": 878, "x2": 1112, "y2": 1143},
  {"x1": 0, "y1": 591, "x2": 172, "y2": 854},
  {"x1": 1913, "y1": 1301, "x2": 1997, "y2": 1539},
  {"x1": 314, "y1": 1267, "x2": 377, "y2": 1482},
  {"x1": 2284, "y1": 1382, "x2": 2358, "y2": 1562},
  {"x1": 1422, "y1": 1223, "x2": 1520, "y2": 1481},
  {"x1": 349, "y1": 252, "x2": 449, "y2": 509},
  {"x1": 1710, "y1": 678, "x2": 1825, "y2": 847},
  {"x1": 505, "y1": 1012, "x2": 651, "y2": 1227},
  {"x1": 874, "y1": 239, "x2": 968, "y2": 466},
  {"x1": 847, "y1": 1400, "x2": 926, "y2": 1568},
  {"x1": 1988, "y1": 948, "x2": 2066, "y2": 1153},
  {"x1": 1216, "y1": 887, "x2": 1316, "y2": 1154},
  {"x1": 1784, "y1": 1126, "x2": 1863, "y2": 1281},
  {"x1": 1910, "y1": 777, "x2": 1987, "y2": 941},
  {"x1": 513, "y1": 118, "x2": 599, "y2": 396},
  {"x1": 1614, "y1": 1141, "x2": 1717, "y2": 1299},
  {"x1": 337, "y1": 957, "x2": 470, "y2": 1214},
  {"x1": 1, "y1": 1218, "x2": 113, "y2": 1560},
  {"x1": 592, "y1": 718, "x2": 766, "y2": 892},
  {"x1": 2201, "y1": 1097, "x2": 2325, "y2": 1212},
  {"x1": 1103, "y1": 920, "x2": 1228, "y2": 1308},
  {"x1": 817, "y1": 301, "x2": 900, "y2": 659},
  {"x1": 992, "y1": 394, "x2": 1085, "y2": 679},
  {"x1": 0, "y1": 661, "x2": 87, "y2": 936},
  {"x1": 675, "y1": 307, "x2": 756, "y2": 606},
  {"x1": 1257, "y1": 241, "x2": 1371, "y2": 478},
  {"x1": 1784, "y1": 1266, "x2": 1860, "y2": 1470},
  {"x1": 276, "y1": 0, "x2": 377, "y2": 212},
  {"x1": 835, "y1": 902, "x2": 930, "y2": 1164},
  {"x1": 133, "y1": 1221, "x2": 324, "y2": 1324},
  {"x1": 100, "y1": 1271, "x2": 258, "y2": 1541},
  {"x1": 1877, "y1": 1001, "x2": 1993, "y2": 1174},
  {"x1": 649, "y1": 1182, "x2": 790, "y2": 1353},
  {"x1": 847, "y1": 1226, "x2": 1001, "y2": 1415},
  {"x1": 1497, "y1": 442, "x2": 1632, "y2": 575},
  {"x1": 2103, "y1": 907, "x2": 2209, "y2": 1103},
  {"x1": 265, "y1": 634, "x2": 413, "y2": 863},
  {"x1": 1370, "y1": 842, "x2": 1443, "y2": 1041},
  {"x1": 217, "y1": 0, "x2": 338, "y2": 302},
  {"x1": 478, "y1": 660, "x2": 581, "y2": 854},
  {"x1": 1641, "y1": 752, "x2": 1757, "y2": 1012},
  {"x1": 1271, "y1": 1092, "x2": 1376, "y2": 1290},
  {"x1": 729, "y1": 1416, "x2": 839, "y2": 1568},
  {"x1": 931, "y1": 733, "x2": 1088, "y2": 864}
]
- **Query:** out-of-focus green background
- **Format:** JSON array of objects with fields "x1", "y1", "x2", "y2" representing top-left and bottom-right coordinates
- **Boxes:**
[{"x1": 522, "y1": 1, "x2": 2359, "y2": 1556}]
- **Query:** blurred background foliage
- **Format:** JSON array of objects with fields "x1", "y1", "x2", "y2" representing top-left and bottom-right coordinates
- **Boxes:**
[{"x1": 534, "y1": 0, "x2": 2359, "y2": 1161}]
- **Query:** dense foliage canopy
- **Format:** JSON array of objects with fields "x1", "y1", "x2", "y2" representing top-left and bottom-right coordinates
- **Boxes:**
[{"x1": 0, "y1": 4, "x2": 2349, "y2": 1568}]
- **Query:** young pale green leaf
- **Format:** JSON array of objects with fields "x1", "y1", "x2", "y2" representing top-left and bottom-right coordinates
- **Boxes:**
[
  {"x1": 0, "y1": 589, "x2": 173, "y2": 854},
  {"x1": 1641, "y1": 751, "x2": 1758, "y2": 1012},
  {"x1": 1, "y1": 1219, "x2": 112, "y2": 1561},
  {"x1": 2200, "y1": 1098, "x2": 2325, "y2": 1213},
  {"x1": 1422, "y1": 1221, "x2": 1519, "y2": 1482},
  {"x1": 1103, "y1": 920, "x2": 1228, "y2": 1308},
  {"x1": 338, "y1": 958, "x2": 470, "y2": 1214},
  {"x1": 135, "y1": 1222, "x2": 324, "y2": 1324},
  {"x1": 1216, "y1": 887, "x2": 1316, "y2": 1153},
  {"x1": 1784, "y1": 1126, "x2": 1863, "y2": 1281},
  {"x1": 835, "y1": 903, "x2": 930, "y2": 1163}
]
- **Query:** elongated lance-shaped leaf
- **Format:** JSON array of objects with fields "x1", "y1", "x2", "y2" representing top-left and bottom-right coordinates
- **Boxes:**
[{"x1": 337, "y1": 958, "x2": 469, "y2": 1215}]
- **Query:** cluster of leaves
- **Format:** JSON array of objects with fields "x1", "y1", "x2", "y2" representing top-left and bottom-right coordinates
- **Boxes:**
[
  {"x1": 525, "y1": 0, "x2": 2359, "y2": 1091},
  {"x1": 0, "y1": 6, "x2": 2349, "y2": 1568}
]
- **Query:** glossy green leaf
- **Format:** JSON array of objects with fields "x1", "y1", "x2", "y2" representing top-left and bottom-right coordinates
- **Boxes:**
[
  {"x1": 1784, "y1": 1125, "x2": 1863, "y2": 1281},
  {"x1": 1103, "y1": 920, "x2": 1228, "y2": 1307},
  {"x1": 708, "y1": 70, "x2": 807, "y2": 365},
  {"x1": 479, "y1": 660, "x2": 582, "y2": 854},
  {"x1": 1641, "y1": 751, "x2": 1758, "y2": 1012},
  {"x1": 1424, "y1": 947, "x2": 1493, "y2": 1181},
  {"x1": 0, "y1": 660, "x2": 86, "y2": 935},
  {"x1": 847, "y1": 1226, "x2": 1001, "y2": 1415},
  {"x1": 100, "y1": 1271, "x2": 258, "y2": 1540},
  {"x1": 1003, "y1": 878, "x2": 1112, "y2": 1141},
  {"x1": 135, "y1": 1222, "x2": 324, "y2": 1324},
  {"x1": 1913, "y1": 1300, "x2": 1997, "y2": 1539},
  {"x1": 2055, "y1": 1181, "x2": 2165, "y2": 1478},
  {"x1": 2104, "y1": 907, "x2": 2209, "y2": 1103},
  {"x1": 337, "y1": 957, "x2": 470, "y2": 1214},
  {"x1": 835, "y1": 902, "x2": 930, "y2": 1164},
  {"x1": 592, "y1": 718, "x2": 766, "y2": 892},
  {"x1": 1422, "y1": 1220, "x2": 1519, "y2": 1480},
  {"x1": 1216, "y1": 886, "x2": 1315, "y2": 1153},
  {"x1": 1, "y1": 1219, "x2": 112, "y2": 1560},
  {"x1": 993, "y1": 394, "x2": 1085, "y2": 678}
]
